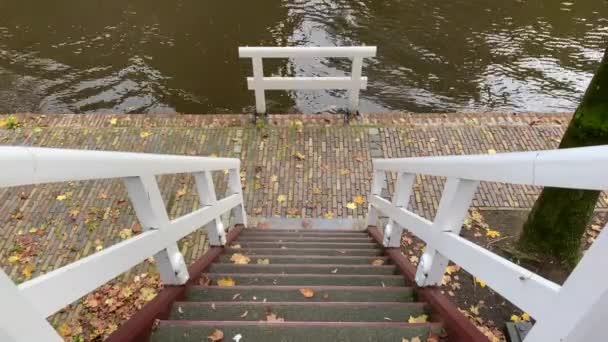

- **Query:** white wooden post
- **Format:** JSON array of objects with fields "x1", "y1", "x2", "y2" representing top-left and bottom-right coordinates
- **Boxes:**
[
  {"x1": 348, "y1": 56, "x2": 363, "y2": 114},
  {"x1": 124, "y1": 175, "x2": 189, "y2": 285},
  {"x1": 252, "y1": 57, "x2": 266, "y2": 114},
  {"x1": 415, "y1": 178, "x2": 478, "y2": 286},
  {"x1": 0, "y1": 271, "x2": 62, "y2": 341},
  {"x1": 227, "y1": 168, "x2": 247, "y2": 227},
  {"x1": 194, "y1": 171, "x2": 226, "y2": 246},
  {"x1": 383, "y1": 172, "x2": 416, "y2": 247},
  {"x1": 367, "y1": 170, "x2": 386, "y2": 227},
  {"x1": 524, "y1": 222, "x2": 608, "y2": 341}
]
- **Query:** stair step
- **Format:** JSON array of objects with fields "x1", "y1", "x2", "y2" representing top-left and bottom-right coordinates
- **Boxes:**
[
  {"x1": 204, "y1": 273, "x2": 405, "y2": 286},
  {"x1": 239, "y1": 231, "x2": 369, "y2": 238},
  {"x1": 150, "y1": 321, "x2": 443, "y2": 342},
  {"x1": 186, "y1": 286, "x2": 415, "y2": 302},
  {"x1": 235, "y1": 242, "x2": 379, "y2": 249},
  {"x1": 217, "y1": 255, "x2": 389, "y2": 265},
  {"x1": 241, "y1": 229, "x2": 368, "y2": 233},
  {"x1": 170, "y1": 301, "x2": 428, "y2": 322},
  {"x1": 225, "y1": 248, "x2": 383, "y2": 256},
  {"x1": 209, "y1": 264, "x2": 396, "y2": 275},
  {"x1": 235, "y1": 236, "x2": 373, "y2": 243}
]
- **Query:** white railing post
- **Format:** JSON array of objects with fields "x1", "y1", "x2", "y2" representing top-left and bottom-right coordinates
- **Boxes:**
[
  {"x1": 383, "y1": 172, "x2": 416, "y2": 247},
  {"x1": 0, "y1": 271, "x2": 62, "y2": 341},
  {"x1": 194, "y1": 171, "x2": 226, "y2": 246},
  {"x1": 227, "y1": 168, "x2": 247, "y2": 227},
  {"x1": 524, "y1": 222, "x2": 608, "y2": 341},
  {"x1": 252, "y1": 57, "x2": 266, "y2": 114},
  {"x1": 415, "y1": 177, "x2": 479, "y2": 286},
  {"x1": 367, "y1": 170, "x2": 386, "y2": 227},
  {"x1": 348, "y1": 56, "x2": 363, "y2": 114},
  {"x1": 124, "y1": 175, "x2": 189, "y2": 285}
]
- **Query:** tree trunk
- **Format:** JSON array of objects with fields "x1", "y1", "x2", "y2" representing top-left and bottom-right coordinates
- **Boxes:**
[{"x1": 519, "y1": 47, "x2": 608, "y2": 266}]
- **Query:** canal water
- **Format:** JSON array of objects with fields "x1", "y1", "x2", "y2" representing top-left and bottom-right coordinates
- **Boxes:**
[{"x1": 0, "y1": 0, "x2": 606, "y2": 114}]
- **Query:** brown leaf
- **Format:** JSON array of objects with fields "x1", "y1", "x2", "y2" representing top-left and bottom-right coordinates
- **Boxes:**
[
  {"x1": 199, "y1": 275, "x2": 211, "y2": 286},
  {"x1": 299, "y1": 288, "x2": 315, "y2": 298},
  {"x1": 293, "y1": 152, "x2": 306, "y2": 160},
  {"x1": 266, "y1": 313, "x2": 285, "y2": 322},
  {"x1": 207, "y1": 329, "x2": 224, "y2": 341},
  {"x1": 132, "y1": 222, "x2": 143, "y2": 234}
]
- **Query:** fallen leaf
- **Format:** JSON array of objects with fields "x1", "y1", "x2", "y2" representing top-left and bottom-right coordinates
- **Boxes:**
[
  {"x1": 353, "y1": 196, "x2": 366, "y2": 205},
  {"x1": 299, "y1": 288, "x2": 315, "y2": 298},
  {"x1": 266, "y1": 313, "x2": 285, "y2": 322},
  {"x1": 277, "y1": 195, "x2": 287, "y2": 203},
  {"x1": 408, "y1": 314, "x2": 428, "y2": 323},
  {"x1": 339, "y1": 168, "x2": 350, "y2": 175},
  {"x1": 445, "y1": 265, "x2": 460, "y2": 274},
  {"x1": 293, "y1": 152, "x2": 306, "y2": 160},
  {"x1": 58, "y1": 323, "x2": 72, "y2": 338},
  {"x1": 371, "y1": 258, "x2": 385, "y2": 266},
  {"x1": 110, "y1": 118, "x2": 118, "y2": 125},
  {"x1": 510, "y1": 314, "x2": 521, "y2": 322},
  {"x1": 475, "y1": 277, "x2": 487, "y2": 288},
  {"x1": 409, "y1": 255, "x2": 419, "y2": 264},
  {"x1": 312, "y1": 187, "x2": 322, "y2": 195},
  {"x1": 270, "y1": 175, "x2": 278, "y2": 182},
  {"x1": 140, "y1": 131, "x2": 152, "y2": 138},
  {"x1": 346, "y1": 202, "x2": 357, "y2": 210},
  {"x1": 22, "y1": 263, "x2": 35, "y2": 280},
  {"x1": 426, "y1": 332, "x2": 440, "y2": 342},
  {"x1": 139, "y1": 287, "x2": 157, "y2": 301},
  {"x1": 469, "y1": 305, "x2": 480, "y2": 315},
  {"x1": 56, "y1": 194, "x2": 68, "y2": 201},
  {"x1": 233, "y1": 334, "x2": 242, "y2": 342},
  {"x1": 230, "y1": 253, "x2": 251, "y2": 265},
  {"x1": 8, "y1": 255, "x2": 20, "y2": 264},
  {"x1": 207, "y1": 329, "x2": 224, "y2": 341},
  {"x1": 488, "y1": 149, "x2": 497, "y2": 154},
  {"x1": 521, "y1": 312, "x2": 531, "y2": 321},
  {"x1": 176, "y1": 187, "x2": 187, "y2": 198},
  {"x1": 323, "y1": 212, "x2": 334, "y2": 219},
  {"x1": 231, "y1": 244, "x2": 242, "y2": 249},
  {"x1": 119, "y1": 228, "x2": 133, "y2": 240},
  {"x1": 240, "y1": 310, "x2": 249, "y2": 318},
  {"x1": 217, "y1": 277, "x2": 236, "y2": 287},
  {"x1": 257, "y1": 258, "x2": 270, "y2": 265},
  {"x1": 331, "y1": 268, "x2": 338, "y2": 274},
  {"x1": 486, "y1": 229, "x2": 501, "y2": 238}
]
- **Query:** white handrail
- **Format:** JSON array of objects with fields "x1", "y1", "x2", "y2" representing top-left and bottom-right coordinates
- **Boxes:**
[
  {"x1": 239, "y1": 46, "x2": 377, "y2": 114},
  {"x1": 1, "y1": 146, "x2": 247, "y2": 341},
  {"x1": 368, "y1": 145, "x2": 608, "y2": 341}
]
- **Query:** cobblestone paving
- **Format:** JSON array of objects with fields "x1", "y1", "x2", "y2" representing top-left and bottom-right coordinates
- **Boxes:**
[{"x1": 1, "y1": 112, "x2": 606, "y2": 325}]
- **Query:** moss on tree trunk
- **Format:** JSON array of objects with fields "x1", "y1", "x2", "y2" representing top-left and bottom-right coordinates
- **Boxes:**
[{"x1": 519, "y1": 47, "x2": 608, "y2": 266}]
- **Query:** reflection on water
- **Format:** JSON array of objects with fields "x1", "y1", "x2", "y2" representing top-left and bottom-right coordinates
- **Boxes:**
[{"x1": 0, "y1": 0, "x2": 606, "y2": 114}]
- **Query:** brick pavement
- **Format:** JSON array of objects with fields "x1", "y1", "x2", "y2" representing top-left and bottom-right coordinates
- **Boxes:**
[{"x1": 1, "y1": 112, "x2": 606, "y2": 325}]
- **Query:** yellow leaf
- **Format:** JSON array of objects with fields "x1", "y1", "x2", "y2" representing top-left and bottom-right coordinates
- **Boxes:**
[
  {"x1": 445, "y1": 265, "x2": 460, "y2": 274},
  {"x1": 22, "y1": 263, "x2": 35, "y2": 280},
  {"x1": 8, "y1": 255, "x2": 20, "y2": 264},
  {"x1": 488, "y1": 149, "x2": 497, "y2": 154},
  {"x1": 257, "y1": 258, "x2": 270, "y2": 265},
  {"x1": 312, "y1": 187, "x2": 322, "y2": 195},
  {"x1": 266, "y1": 313, "x2": 285, "y2": 322},
  {"x1": 230, "y1": 253, "x2": 251, "y2": 265},
  {"x1": 486, "y1": 229, "x2": 501, "y2": 238},
  {"x1": 176, "y1": 187, "x2": 187, "y2": 198},
  {"x1": 408, "y1": 314, "x2": 428, "y2": 323},
  {"x1": 293, "y1": 152, "x2": 306, "y2": 160},
  {"x1": 58, "y1": 323, "x2": 72, "y2": 337},
  {"x1": 353, "y1": 196, "x2": 365, "y2": 205},
  {"x1": 231, "y1": 244, "x2": 242, "y2": 249},
  {"x1": 475, "y1": 277, "x2": 487, "y2": 288},
  {"x1": 110, "y1": 117, "x2": 118, "y2": 125},
  {"x1": 277, "y1": 194, "x2": 287, "y2": 203},
  {"x1": 371, "y1": 258, "x2": 385, "y2": 266},
  {"x1": 139, "y1": 287, "x2": 157, "y2": 301},
  {"x1": 0, "y1": 119, "x2": 6, "y2": 128},
  {"x1": 339, "y1": 168, "x2": 350, "y2": 175},
  {"x1": 510, "y1": 314, "x2": 521, "y2": 322},
  {"x1": 119, "y1": 228, "x2": 133, "y2": 240},
  {"x1": 56, "y1": 194, "x2": 68, "y2": 201},
  {"x1": 323, "y1": 212, "x2": 334, "y2": 219},
  {"x1": 207, "y1": 329, "x2": 224, "y2": 341},
  {"x1": 299, "y1": 288, "x2": 315, "y2": 298},
  {"x1": 217, "y1": 277, "x2": 236, "y2": 287},
  {"x1": 521, "y1": 312, "x2": 531, "y2": 321},
  {"x1": 95, "y1": 244, "x2": 103, "y2": 252},
  {"x1": 140, "y1": 131, "x2": 152, "y2": 138},
  {"x1": 469, "y1": 305, "x2": 480, "y2": 315},
  {"x1": 346, "y1": 202, "x2": 357, "y2": 210}
]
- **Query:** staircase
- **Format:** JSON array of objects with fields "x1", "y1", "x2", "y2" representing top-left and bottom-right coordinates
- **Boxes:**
[{"x1": 148, "y1": 223, "x2": 447, "y2": 342}]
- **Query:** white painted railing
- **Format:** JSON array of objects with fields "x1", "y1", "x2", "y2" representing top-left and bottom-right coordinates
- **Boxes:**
[
  {"x1": 367, "y1": 145, "x2": 608, "y2": 341},
  {"x1": 0, "y1": 146, "x2": 246, "y2": 342},
  {"x1": 239, "y1": 46, "x2": 377, "y2": 114}
]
